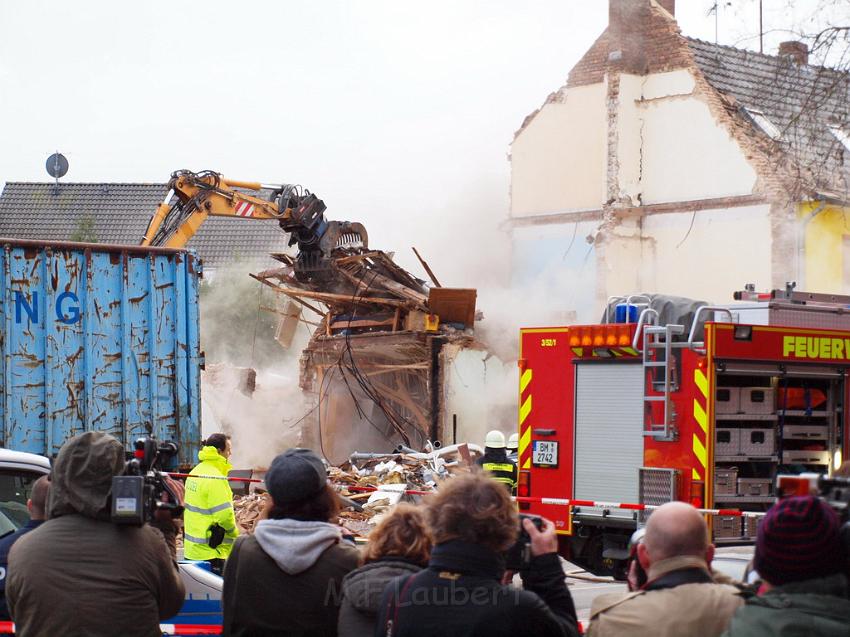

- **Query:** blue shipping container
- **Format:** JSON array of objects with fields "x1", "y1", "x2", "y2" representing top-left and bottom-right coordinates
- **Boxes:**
[{"x1": 0, "y1": 238, "x2": 202, "y2": 465}]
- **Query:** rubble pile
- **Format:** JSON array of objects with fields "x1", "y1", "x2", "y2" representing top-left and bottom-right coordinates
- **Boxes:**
[
  {"x1": 233, "y1": 493, "x2": 267, "y2": 535},
  {"x1": 329, "y1": 445, "x2": 477, "y2": 538}
]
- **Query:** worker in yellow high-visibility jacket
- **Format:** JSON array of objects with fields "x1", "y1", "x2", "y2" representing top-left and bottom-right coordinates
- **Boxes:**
[{"x1": 184, "y1": 433, "x2": 238, "y2": 572}]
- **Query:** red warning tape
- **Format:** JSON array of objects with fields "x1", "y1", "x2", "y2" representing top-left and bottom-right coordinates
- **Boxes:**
[
  {"x1": 516, "y1": 496, "x2": 766, "y2": 517},
  {"x1": 0, "y1": 622, "x2": 222, "y2": 635},
  {"x1": 166, "y1": 472, "x2": 263, "y2": 484},
  {"x1": 342, "y1": 485, "x2": 435, "y2": 496},
  {"x1": 167, "y1": 473, "x2": 765, "y2": 518}
]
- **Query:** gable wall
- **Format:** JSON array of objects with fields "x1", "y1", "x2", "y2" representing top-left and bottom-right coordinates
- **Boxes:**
[{"x1": 510, "y1": 83, "x2": 607, "y2": 216}]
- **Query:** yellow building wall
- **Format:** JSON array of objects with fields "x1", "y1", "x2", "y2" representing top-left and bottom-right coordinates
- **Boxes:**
[{"x1": 802, "y1": 201, "x2": 850, "y2": 293}]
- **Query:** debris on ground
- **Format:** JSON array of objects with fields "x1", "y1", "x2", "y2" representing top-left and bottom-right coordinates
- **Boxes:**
[
  {"x1": 175, "y1": 444, "x2": 480, "y2": 545},
  {"x1": 234, "y1": 493, "x2": 267, "y2": 535}
]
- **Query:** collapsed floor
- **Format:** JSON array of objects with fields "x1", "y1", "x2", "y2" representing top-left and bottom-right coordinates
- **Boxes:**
[{"x1": 248, "y1": 247, "x2": 513, "y2": 465}]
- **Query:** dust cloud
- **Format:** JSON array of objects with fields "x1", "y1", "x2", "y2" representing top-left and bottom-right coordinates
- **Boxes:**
[{"x1": 199, "y1": 262, "x2": 316, "y2": 470}]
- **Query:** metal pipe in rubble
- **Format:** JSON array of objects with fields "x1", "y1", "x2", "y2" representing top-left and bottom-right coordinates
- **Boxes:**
[{"x1": 349, "y1": 452, "x2": 405, "y2": 462}]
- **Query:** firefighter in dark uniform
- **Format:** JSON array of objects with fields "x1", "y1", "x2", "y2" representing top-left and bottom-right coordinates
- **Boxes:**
[{"x1": 476, "y1": 430, "x2": 518, "y2": 493}]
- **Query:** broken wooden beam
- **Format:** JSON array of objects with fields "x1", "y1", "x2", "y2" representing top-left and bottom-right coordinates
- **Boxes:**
[
  {"x1": 250, "y1": 274, "x2": 416, "y2": 309},
  {"x1": 412, "y1": 247, "x2": 442, "y2": 288}
]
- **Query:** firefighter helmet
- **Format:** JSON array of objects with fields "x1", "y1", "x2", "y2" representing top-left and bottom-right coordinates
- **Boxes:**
[
  {"x1": 485, "y1": 430, "x2": 506, "y2": 449},
  {"x1": 507, "y1": 433, "x2": 519, "y2": 450}
]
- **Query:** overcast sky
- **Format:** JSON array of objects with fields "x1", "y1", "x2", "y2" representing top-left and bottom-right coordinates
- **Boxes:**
[{"x1": 0, "y1": 0, "x2": 844, "y2": 283}]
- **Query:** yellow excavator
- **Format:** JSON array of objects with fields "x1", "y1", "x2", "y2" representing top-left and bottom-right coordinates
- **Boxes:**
[{"x1": 141, "y1": 169, "x2": 368, "y2": 276}]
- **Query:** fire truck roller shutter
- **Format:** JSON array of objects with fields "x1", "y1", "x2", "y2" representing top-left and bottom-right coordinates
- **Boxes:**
[{"x1": 574, "y1": 363, "x2": 644, "y2": 519}]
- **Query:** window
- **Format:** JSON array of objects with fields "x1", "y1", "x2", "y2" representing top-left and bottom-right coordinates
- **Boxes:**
[
  {"x1": 0, "y1": 470, "x2": 44, "y2": 538},
  {"x1": 743, "y1": 107, "x2": 783, "y2": 140},
  {"x1": 829, "y1": 126, "x2": 850, "y2": 152}
]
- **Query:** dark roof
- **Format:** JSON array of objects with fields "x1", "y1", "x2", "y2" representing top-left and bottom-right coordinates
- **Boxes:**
[
  {"x1": 688, "y1": 38, "x2": 850, "y2": 199},
  {"x1": 0, "y1": 182, "x2": 289, "y2": 268}
]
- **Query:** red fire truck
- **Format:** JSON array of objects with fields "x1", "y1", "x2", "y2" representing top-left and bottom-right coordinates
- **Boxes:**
[{"x1": 517, "y1": 287, "x2": 849, "y2": 577}]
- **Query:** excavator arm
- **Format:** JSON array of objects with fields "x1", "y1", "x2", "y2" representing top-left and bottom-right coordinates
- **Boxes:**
[{"x1": 141, "y1": 170, "x2": 367, "y2": 274}]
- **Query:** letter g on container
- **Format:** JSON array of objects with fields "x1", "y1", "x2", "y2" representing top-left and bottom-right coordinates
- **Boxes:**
[{"x1": 56, "y1": 291, "x2": 81, "y2": 324}]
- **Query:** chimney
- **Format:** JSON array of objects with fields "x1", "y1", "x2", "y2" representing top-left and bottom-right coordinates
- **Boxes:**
[{"x1": 778, "y1": 40, "x2": 809, "y2": 65}]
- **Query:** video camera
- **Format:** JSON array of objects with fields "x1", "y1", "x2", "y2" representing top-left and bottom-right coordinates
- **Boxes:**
[
  {"x1": 504, "y1": 514, "x2": 544, "y2": 571},
  {"x1": 111, "y1": 436, "x2": 184, "y2": 526}
]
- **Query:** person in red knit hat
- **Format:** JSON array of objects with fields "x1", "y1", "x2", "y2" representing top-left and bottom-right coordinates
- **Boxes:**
[{"x1": 722, "y1": 495, "x2": 850, "y2": 636}]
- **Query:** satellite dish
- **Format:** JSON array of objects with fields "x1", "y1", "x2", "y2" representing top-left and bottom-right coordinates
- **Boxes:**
[{"x1": 46, "y1": 153, "x2": 69, "y2": 179}]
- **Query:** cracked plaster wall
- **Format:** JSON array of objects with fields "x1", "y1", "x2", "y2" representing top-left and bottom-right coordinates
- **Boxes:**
[{"x1": 510, "y1": 83, "x2": 607, "y2": 216}]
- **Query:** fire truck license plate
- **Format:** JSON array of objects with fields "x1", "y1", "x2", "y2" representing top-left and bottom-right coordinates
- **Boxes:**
[{"x1": 532, "y1": 441, "x2": 558, "y2": 467}]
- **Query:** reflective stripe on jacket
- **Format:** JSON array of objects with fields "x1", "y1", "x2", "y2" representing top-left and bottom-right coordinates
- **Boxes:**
[
  {"x1": 476, "y1": 448, "x2": 518, "y2": 492},
  {"x1": 482, "y1": 462, "x2": 517, "y2": 488},
  {"x1": 184, "y1": 446, "x2": 238, "y2": 560}
]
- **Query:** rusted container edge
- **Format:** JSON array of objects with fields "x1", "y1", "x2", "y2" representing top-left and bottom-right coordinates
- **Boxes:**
[{"x1": 0, "y1": 237, "x2": 195, "y2": 257}]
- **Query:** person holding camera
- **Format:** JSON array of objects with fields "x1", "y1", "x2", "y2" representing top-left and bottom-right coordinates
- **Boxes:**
[
  {"x1": 586, "y1": 501, "x2": 742, "y2": 637},
  {"x1": 184, "y1": 433, "x2": 238, "y2": 572},
  {"x1": 721, "y1": 495, "x2": 850, "y2": 636},
  {"x1": 374, "y1": 472, "x2": 579, "y2": 637},
  {"x1": 6, "y1": 431, "x2": 185, "y2": 637}
]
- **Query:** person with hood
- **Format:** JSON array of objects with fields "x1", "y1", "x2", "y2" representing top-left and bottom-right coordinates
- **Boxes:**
[
  {"x1": 184, "y1": 432, "x2": 238, "y2": 571},
  {"x1": 476, "y1": 430, "x2": 518, "y2": 493},
  {"x1": 6, "y1": 431, "x2": 185, "y2": 637},
  {"x1": 338, "y1": 503, "x2": 432, "y2": 637},
  {"x1": 721, "y1": 495, "x2": 850, "y2": 636},
  {"x1": 222, "y1": 448, "x2": 359, "y2": 637}
]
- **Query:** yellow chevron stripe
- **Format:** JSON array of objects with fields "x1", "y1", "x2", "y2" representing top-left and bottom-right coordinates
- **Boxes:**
[
  {"x1": 694, "y1": 399, "x2": 708, "y2": 434},
  {"x1": 571, "y1": 347, "x2": 584, "y2": 357},
  {"x1": 520, "y1": 369, "x2": 533, "y2": 394},
  {"x1": 519, "y1": 426, "x2": 531, "y2": 456},
  {"x1": 523, "y1": 458, "x2": 531, "y2": 469},
  {"x1": 694, "y1": 368, "x2": 708, "y2": 398},
  {"x1": 693, "y1": 434, "x2": 708, "y2": 470},
  {"x1": 692, "y1": 468, "x2": 701, "y2": 480},
  {"x1": 611, "y1": 349, "x2": 623, "y2": 357},
  {"x1": 519, "y1": 395, "x2": 532, "y2": 425},
  {"x1": 621, "y1": 347, "x2": 638, "y2": 356}
]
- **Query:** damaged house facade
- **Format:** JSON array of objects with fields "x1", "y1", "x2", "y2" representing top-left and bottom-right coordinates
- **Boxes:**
[
  {"x1": 509, "y1": 0, "x2": 850, "y2": 318},
  {"x1": 253, "y1": 250, "x2": 514, "y2": 464}
]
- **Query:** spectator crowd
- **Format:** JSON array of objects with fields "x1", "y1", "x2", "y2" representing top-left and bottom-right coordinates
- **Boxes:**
[{"x1": 1, "y1": 430, "x2": 849, "y2": 637}]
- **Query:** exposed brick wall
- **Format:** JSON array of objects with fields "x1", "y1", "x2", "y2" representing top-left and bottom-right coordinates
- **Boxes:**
[{"x1": 568, "y1": 1, "x2": 691, "y2": 88}]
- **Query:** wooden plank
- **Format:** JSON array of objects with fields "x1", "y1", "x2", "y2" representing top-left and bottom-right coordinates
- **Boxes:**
[
  {"x1": 249, "y1": 274, "x2": 414, "y2": 308},
  {"x1": 412, "y1": 247, "x2": 442, "y2": 287},
  {"x1": 335, "y1": 251, "x2": 384, "y2": 265},
  {"x1": 428, "y1": 288, "x2": 477, "y2": 327},
  {"x1": 371, "y1": 253, "x2": 427, "y2": 292},
  {"x1": 337, "y1": 266, "x2": 428, "y2": 309},
  {"x1": 330, "y1": 318, "x2": 396, "y2": 330}
]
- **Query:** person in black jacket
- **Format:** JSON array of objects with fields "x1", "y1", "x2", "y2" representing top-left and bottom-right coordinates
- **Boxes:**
[
  {"x1": 475, "y1": 430, "x2": 517, "y2": 493},
  {"x1": 338, "y1": 503, "x2": 432, "y2": 637},
  {"x1": 0, "y1": 476, "x2": 48, "y2": 620},
  {"x1": 375, "y1": 472, "x2": 579, "y2": 637}
]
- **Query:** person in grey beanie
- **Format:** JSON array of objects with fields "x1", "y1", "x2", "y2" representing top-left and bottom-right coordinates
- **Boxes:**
[{"x1": 221, "y1": 448, "x2": 359, "y2": 637}]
